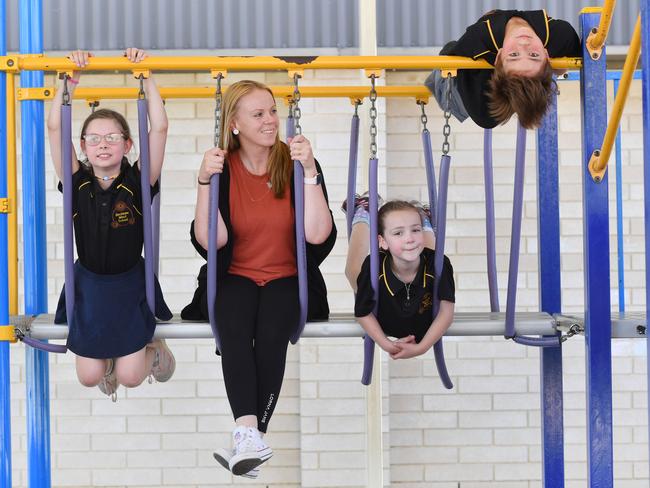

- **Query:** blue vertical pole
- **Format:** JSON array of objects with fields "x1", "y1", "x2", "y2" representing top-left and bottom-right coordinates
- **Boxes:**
[
  {"x1": 613, "y1": 79, "x2": 625, "y2": 312},
  {"x1": 579, "y1": 11, "x2": 613, "y2": 487},
  {"x1": 20, "y1": 0, "x2": 51, "y2": 486},
  {"x1": 536, "y1": 90, "x2": 564, "y2": 487},
  {"x1": 0, "y1": 0, "x2": 12, "y2": 485},
  {"x1": 640, "y1": 0, "x2": 650, "y2": 474}
]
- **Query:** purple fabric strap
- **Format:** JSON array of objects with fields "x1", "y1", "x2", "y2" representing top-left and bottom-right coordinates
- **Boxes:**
[
  {"x1": 431, "y1": 154, "x2": 453, "y2": 389},
  {"x1": 207, "y1": 174, "x2": 221, "y2": 351},
  {"x1": 483, "y1": 129, "x2": 500, "y2": 312},
  {"x1": 361, "y1": 157, "x2": 380, "y2": 385},
  {"x1": 346, "y1": 113, "x2": 360, "y2": 237},
  {"x1": 286, "y1": 112, "x2": 295, "y2": 140},
  {"x1": 422, "y1": 129, "x2": 438, "y2": 233},
  {"x1": 290, "y1": 161, "x2": 308, "y2": 344},
  {"x1": 137, "y1": 98, "x2": 155, "y2": 314},
  {"x1": 61, "y1": 103, "x2": 75, "y2": 327},
  {"x1": 20, "y1": 336, "x2": 68, "y2": 354},
  {"x1": 152, "y1": 189, "x2": 161, "y2": 273},
  {"x1": 505, "y1": 123, "x2": 559, "y2": 348}
]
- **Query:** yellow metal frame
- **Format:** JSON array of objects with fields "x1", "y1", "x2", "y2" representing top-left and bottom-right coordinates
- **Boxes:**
[
  {"x1": 18, "y1": 85, "x2": 433, "y2": 102},
  {"x1": 586, "y1": 0, "x2": 617, "y2": 60},
  {"x1": 7, "y1": 73, "x2": 18, "y2": 314},
  {"x1": 0, "y1": 54, "x2": 582, "y2": 73},
  {"x1": 588, "y1": 14, "x2": 640, "y2": 182},
  {"x1": 0, "y1": 198, "x2": 9, "y2": 213},
  {"x1": 0, "y1": 325, "x2": 17, "y2": 343}
]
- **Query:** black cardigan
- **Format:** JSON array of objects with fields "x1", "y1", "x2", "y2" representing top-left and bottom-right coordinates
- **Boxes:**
[{"x1": 181, "y1": 158, "x2": 337, "y2": 322}]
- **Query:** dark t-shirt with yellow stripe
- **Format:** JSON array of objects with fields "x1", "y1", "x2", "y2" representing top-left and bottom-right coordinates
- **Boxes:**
[
  {"x1": 441, "y1": 9, "x2": 581, "y2": 128},
  {"x1": 58, "y1": 159, "x2": 159, "y2": 274}
]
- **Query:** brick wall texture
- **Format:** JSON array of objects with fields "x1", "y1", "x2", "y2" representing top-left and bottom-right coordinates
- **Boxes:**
[{"x1": 8, "y1": 69, "x2": 649, "y2": 487}]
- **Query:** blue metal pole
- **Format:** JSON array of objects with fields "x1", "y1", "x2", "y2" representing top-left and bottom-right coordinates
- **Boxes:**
[
  {"x1": 20, "y1": 0, "x2": 51, "y2": 486},
  {"x1": 536, "y1": 89, "x2": 564, "y2": 488},
  {"x1": 0, "y1": 0, "x2": 12, "y2": 484},
  {"x1": 579, "y1": 11, "x2": 613, "y2": 487},
  {"x1": 640, "y1": 0, "x2": 650, "y2": 476},
  {"x1": 613, "y1": 79, "x2": 625, "y2": 313}
]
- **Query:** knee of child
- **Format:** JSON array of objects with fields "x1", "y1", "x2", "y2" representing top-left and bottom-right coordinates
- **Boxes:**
[
  {"x1": 116, "y1": 368, "x2": 145, "y2": 388},
  {"x1": 76, "y1": 369, "x2": 103, "y2": 388}
]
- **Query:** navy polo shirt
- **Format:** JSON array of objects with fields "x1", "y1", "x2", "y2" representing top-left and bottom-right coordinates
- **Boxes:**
[
  {"x1": 355, "y1": 248, "x2": 455, "y2": 342},
  {"x1": 58, "y1": 159, "x2": 159, "y2": 274},
  {"x1": 441, "y1": 9, "x2": 581, "y2": 128}
]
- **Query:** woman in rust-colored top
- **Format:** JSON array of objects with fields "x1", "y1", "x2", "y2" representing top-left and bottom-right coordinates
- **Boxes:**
[{"x1": 193, "y1": 80, "x2": 335, "y2": 478}]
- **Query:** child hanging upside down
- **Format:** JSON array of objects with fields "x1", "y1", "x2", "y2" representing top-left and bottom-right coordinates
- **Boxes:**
[
  {"x1": 425, "y1": 9, "x2": 581, "y2": 129},
  {"x1": 344, "y1": 196, "x2": 455, "y2": 359}
]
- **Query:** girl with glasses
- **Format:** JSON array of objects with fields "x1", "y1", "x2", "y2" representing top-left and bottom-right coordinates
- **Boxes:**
[{"x1": 47, "y1": 48, "x2": 175, "y2": 401}]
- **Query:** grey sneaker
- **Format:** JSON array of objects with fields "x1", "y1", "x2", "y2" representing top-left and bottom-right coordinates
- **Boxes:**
[
  {"x1": 228, "y1": 426, "x2": 272, "y2": 476},
  {"x1": 213, "y1": 447, "x2": 259, "y2": 479},
  {"x1": 98, "y1": 358, "x2": 118, "y2": 402},
  {"x1": 149, "y1": 339, "x2": 176, "y2": 382}
]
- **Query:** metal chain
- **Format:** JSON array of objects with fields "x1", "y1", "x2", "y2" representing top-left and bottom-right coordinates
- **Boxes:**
[
  {"x1": 369, "y1": 75, "x2": 378, "y2": 158},
  {"x1": 418, "y1": 100, "x2": 428, "y2": 131},
  {"x1": 287, "y1": 99, "x2": 295, "y2": 120},
  {"x1": 354, "y1": 98, "x2": 362, "y2": 116},
  {"x1": 214, "y1": 73, "x2": 223, "y2": 148},
  {"x1": 89, "y1": 101, "x2": 99, "y2": 113},
  {"x1": 138, "y1": 74, "x2": 145, "y2": 100},
  {"x1": 293, "y1": 73, "x2": 302, "y2": 136},
  {"x1": 560, "y1": 323, "x2": 584, "y2": 343},
  {"x1": 441, "y1": 75, "x2": 452, "y2": 155},
  {"x1": 62, "y1": 75, "x2": 71, "y2": 106}
]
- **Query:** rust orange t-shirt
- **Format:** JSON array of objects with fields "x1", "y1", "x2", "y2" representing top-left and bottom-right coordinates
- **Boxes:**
[{"x1": 228, "y1": 152, "x2": 297, "y2": 285}]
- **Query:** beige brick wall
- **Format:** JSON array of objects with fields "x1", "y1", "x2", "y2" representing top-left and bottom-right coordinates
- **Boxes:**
[{"x1": 7, "y1": 69, "x2": 648, "y2": 487}]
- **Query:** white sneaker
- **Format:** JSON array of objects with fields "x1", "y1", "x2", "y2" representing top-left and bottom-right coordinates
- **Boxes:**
[
  {"x1": 213, "y1": 447, "x2": 259, "y2": 479},
  {"x1": 149, "y1": 339, "x2": 176, "y2": 382},
  {"x1": 97, "y1": 358, "x2": 118, "y2": 402},
  {"x1": 228, "y1": 426, "x2": 273, "y2": 476}
]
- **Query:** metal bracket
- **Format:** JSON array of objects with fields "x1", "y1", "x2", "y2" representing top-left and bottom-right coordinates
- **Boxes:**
[
  {"x1": 441, "y1": 69, "x2": 457, "y2": 78},
  {"x1": 364, "y1": 69, "x2": 382, "y2": 79},
  {"x1": 210, "y1": 69, "x2": 228, "y2": 79},
  {"x1": 415, "y1": 96, "x2": 430, "y2": 104},
  {"x1": 0, "y1": 325, "x2": 17, "y2": 343},
  {"x1": 0, "y1": 198, "x2": 10, "y2": 214},
  {"x1": 0, "y1": 56, "x2": 20, "y2": 73},
  {"x1": 132, "y1": 69, "x2": 150, "y2": 79},
  {"x1": 287, "y1": 69, "x2": 305, "y2": 80},
  {"x1": 588, "y1": 149, "x2": 607, "y2": 183},
  {"x1": 586, "y1": 28, "x2": 604, "y2": 61}
]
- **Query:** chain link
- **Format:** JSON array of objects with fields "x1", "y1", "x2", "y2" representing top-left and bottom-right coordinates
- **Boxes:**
[
  {"x1": 62, "y1": 75, "x2": 71, "y2": 106},
  {"x1": 418, "y1": 100, "x2": 428, "y2": 131},
  {"x1": 293, "y1": 73, "x2": 302, "y2": 136},
  {"x1": 213, "y1": 73, "x2": 223, "y2": 148},
  {"x1": 354, "y1": 99, "x2": 362, "y2": 116},
  {"x1": 560, "y1": 323, "x2": 584, "y2": 343},
  {"x1": 138, "y1": 74, "x2": 145, "y2": 100},
  {"x1": 369, "y1": 75, "x2": 378, "y2": 158},
  {"x1": 441, "y1": 74, "x2": 452, "y2": 155}
]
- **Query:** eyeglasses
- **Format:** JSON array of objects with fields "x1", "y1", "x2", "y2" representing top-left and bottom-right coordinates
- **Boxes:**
[{"x1": 82, "y1": 133, "x2": 125, "y2": 146}]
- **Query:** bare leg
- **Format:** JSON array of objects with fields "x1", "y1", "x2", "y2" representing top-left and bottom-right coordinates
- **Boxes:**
[
  {"x1": 345, "y1": 222, "x2": 371, "y2": 293},
  {"x1": 235, "y1": 415, "x2": 258, "y2": 428},
  {"x1": 76, "y1": 356, "x2": 110, "y2": 387},
  {"x1": 114, "y1": 346, "x2": 155, "y2": 388}
]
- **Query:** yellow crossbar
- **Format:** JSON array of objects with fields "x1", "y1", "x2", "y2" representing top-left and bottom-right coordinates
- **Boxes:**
[
  {"x1": 19, "y1": 85, "x2": 433, "y2": 102},
  {"x1": 0, "y1": 325, "x2": 16, "y2": 343},
  {"x1": 586, "y1": 0, "x2": 617, "y2": 59},
  {"x1": 1, "y1": 54, "x2": 582, "y2": 73},
  {"x1": 588, "y1": 15, "x2": 640, "y2": 182}
]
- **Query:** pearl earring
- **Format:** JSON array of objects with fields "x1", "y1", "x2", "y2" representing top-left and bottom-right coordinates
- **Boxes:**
[{"x1": 232, "y1": 128, "x2": 239, "y2": 135}]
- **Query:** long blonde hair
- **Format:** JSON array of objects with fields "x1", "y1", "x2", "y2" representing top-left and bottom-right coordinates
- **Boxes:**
[{"x1": 220, "y1": 80, "x2": 292, "y2": 197}]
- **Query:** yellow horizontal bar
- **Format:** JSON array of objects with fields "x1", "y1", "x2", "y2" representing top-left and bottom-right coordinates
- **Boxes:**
[
  {"x1": 0, "y1": 325, "x2": 17, "y2": 343},
  {"x1": 586, "y1": 0, "x2": 617, "y2": 52},
  {"x1": 19, "y1": 85, "x2": 433, "y2": 101},
  {"x1": 4, "y1": 54, "x2": 582, "y2": 73},
  {"x1": 589, "y1": 14, "x2": 641, "y2": 181}
]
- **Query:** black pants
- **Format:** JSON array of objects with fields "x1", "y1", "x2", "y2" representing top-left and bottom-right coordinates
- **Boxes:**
[{"x1": 214, "y1": 274, "x2": 299, "y2": 433}]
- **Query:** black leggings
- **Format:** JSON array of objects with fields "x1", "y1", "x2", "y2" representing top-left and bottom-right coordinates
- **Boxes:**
[{"x1": 214, "y1": 274, "x2": 299, "y2": 433}]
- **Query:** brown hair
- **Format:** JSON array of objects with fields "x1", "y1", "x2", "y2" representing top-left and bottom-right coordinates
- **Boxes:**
[
  {"x1": 220, "y1": 80, "x2": 291, "y2": 197},
  {"x1": 378, "y1": 200, "x2": 422, "y2": 236},
  {"x1": 487, "y1": 57, "x2": 556, "y2": 129},
  {"x1": 80, "y1": 108, "x2": 132, "y2": 171}
]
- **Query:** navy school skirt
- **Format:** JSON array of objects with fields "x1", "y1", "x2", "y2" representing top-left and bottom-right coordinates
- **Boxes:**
[{"x1": 54, "y1": 258, "x2": 172, "y2": 359}]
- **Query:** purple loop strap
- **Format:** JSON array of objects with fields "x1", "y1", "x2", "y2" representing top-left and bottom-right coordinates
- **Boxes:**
[
  {"x1": 286, "y1": 113, "x2": 295, "y2": 141},
  {"x1": 20, "y1": 336, "x2": 68, "y2": 354},
  {"x1": 207, "y1": 174, "x2": 221, "y2": 352},
  {"x1": 290, "y1": 161, "x2": 309, "y2": 344},
  {"x1": 137, "y1": 98, "x2": 155, "y2": 314},
  {"x1": 483, "y1": 129, "x2": 500, "y2": 312},
  {"x1": 346, "y1": 114, "x2": 360, "y2": 237},
  {"x1": 361, "y1": 157, "x2": 380, "y2": 385},
  {"x1": 61, "y1": 104, "x2": 75, "y2": 325},
  {"x1": 432, "y1": 154, "x2": 453, "y2": 389},
  {"x1": 505, "y1": 123, "x2": 558, "y2": 347},
  {"x1": 422, "y1": 129, "x2": 438, "y2": 233}
]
